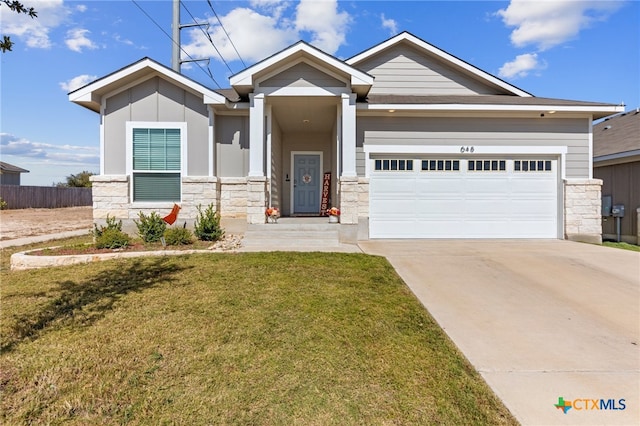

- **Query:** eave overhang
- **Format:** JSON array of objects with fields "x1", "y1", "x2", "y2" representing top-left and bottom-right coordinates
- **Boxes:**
[{"x1": 68, "y1": 57, "x2": 226, "y2": 113}]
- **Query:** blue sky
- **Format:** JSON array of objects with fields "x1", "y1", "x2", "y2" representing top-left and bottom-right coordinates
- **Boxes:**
[{"x1": 1, "y1": 0, "x2": 638, "y2": 186}]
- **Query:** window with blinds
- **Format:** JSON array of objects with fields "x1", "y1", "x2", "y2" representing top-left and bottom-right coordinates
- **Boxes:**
[{"x1": 132, "y1": 128, "x2": 181, "y2": 202}]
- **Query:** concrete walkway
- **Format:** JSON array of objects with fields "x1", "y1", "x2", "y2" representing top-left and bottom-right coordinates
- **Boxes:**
[
  {"x1": 0, "y1": 230, "x2": 90, "y2": 249},
  {"x1": 359, "y1": 239, "x2": 640, "y2": 426}
]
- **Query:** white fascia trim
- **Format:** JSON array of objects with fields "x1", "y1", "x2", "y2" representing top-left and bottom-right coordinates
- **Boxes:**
[
  {"x1": 231, "y1": 43, "x2": 373, "y2": 89},
  {"x1": 70, "y1": 59, "x2": 226, "y2": 105},
  {"x1": 346, "y1": 32, "x2": 531, "y2": 97},
  {"x1": 359, "y1": 103, "x2": 625, "y2": 114},
  {"x1": 363, "y1": 145, "x2": 568, "y2": 155},
  {"x1": 363, "y1": 145, "x2": 568, "y2": 178}
]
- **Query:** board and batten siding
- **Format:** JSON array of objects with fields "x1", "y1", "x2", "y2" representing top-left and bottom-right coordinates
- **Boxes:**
[
  {"x1": 259, "y1": 62, "x2": 347, "y2": 89},
  {"x1": 356, "y1": 116, "x2": 591, "y2": 178},
  {"x1": 103, "y1": 76, "x2": 210, "y2": 176},
  {"x1": 354, "y1": 43, "x2": 509, "y2": 96}
]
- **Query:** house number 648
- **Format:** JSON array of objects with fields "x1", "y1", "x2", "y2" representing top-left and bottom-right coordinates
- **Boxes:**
[{"x1": 460, "y1": 146, "x2": 475, "y2": 153}]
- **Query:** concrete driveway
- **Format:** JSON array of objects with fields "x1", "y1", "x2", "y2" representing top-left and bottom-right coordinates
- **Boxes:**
[{"x1": 359, "y1": 240, "x2": 639, "y2": 426}]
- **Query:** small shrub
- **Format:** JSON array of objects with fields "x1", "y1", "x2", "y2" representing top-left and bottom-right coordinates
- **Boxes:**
[
  {"x1": 95, "y1": 228, "x2": 130, "y2": 249},
  {"x1": 92, "y1": 214, "x2": 123, "y2": 238},
  {"x1": 164, "y1": 227, "x2": 194, "y2": 246},
  {"x1": 194, "y1": 203, "x2": 224, "y2": 242},
  {"x1": 0, "y1": 197, "x2": 7, "y2": 210},
  {"x1": 134, "y1": 211, "x2": 166, "y2": 243}
]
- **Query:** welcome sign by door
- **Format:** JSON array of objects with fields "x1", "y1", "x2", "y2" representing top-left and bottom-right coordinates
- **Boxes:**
[{"x1": 321, "y1": 172, "x2": 331, "y2": 215}]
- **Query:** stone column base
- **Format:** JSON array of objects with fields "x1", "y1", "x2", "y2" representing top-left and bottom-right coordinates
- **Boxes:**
[
  {"x1": 564, "y1": 179, "x2": 603, "y2": 244},
  {"x1": 247, "y1": 176, "x2": 267, "y2": 224}
]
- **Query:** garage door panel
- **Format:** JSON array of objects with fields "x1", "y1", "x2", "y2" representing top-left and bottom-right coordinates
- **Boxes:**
[
  {"x1": 417, "y1": 178, "x2": 464, "y2": 193},
  {"x1": 370, "y1": 158, "x2": 558, "y2": 239},
  {"x1": 464, "y1": 199, "x2": 512, "y2": 215}
]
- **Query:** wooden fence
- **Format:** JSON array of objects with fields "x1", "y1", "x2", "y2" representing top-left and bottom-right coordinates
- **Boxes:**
[{"x1": 0, "y1": 186, "x2": 92, "y2": 209}]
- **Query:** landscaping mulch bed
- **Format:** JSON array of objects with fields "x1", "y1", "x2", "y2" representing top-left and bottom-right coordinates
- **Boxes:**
[{"x1": 29, "y1": 235, "x2": 243, "y2": 256}]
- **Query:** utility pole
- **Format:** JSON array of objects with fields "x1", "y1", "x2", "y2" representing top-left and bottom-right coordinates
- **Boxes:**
[
  {"x1": 172, "y1": 0, "x2": 180, "y2": 72},
  {"x1": 171, "y1": 0, "x2": 210, "y2": 73}
]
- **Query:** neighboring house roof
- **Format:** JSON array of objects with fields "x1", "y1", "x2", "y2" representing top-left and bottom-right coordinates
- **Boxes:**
[
  {"x1": 229, "y1": 40, "x2": 374, "y2": 98},
  {"x1": 346, "y1": 31, "x2": 532, "y2": 98},
  {"x1": 0, "y1": 161, "x2": 29, "y2": 173},
  {"x1": 69, "y1": 57, "x2": 227, "y2": 113},
  {"x1": 593, "y1": 109, "x2": 640, "y2": 163}
]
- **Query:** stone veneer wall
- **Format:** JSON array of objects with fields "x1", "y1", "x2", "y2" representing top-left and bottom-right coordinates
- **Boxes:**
[
  {"x1": 357, "y1": 178, "x2": 370, "y2": 241},
  {"x1": 219, "y1": 177, "x2": 248, "y2": 218},
  {"x1": 564, "y1": 179, "x2": 603, "y2": 244},
  {"x1": 338, "y1": 176, "x2": 359, "y2": 225},
  {"x1": 246, "y1": 176, "x2": 267, "y2": 224},
  {"x1": 91, "y1": 175, "x2": 220, "y2": 233},
  {"x1": 90, "y1": 175, "x2": 130, "y2": 221}
]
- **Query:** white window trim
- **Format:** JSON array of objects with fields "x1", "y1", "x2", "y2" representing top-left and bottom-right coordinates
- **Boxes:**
[{"x1": 126, "y1": 121, "x2": 188, "y2": 204}]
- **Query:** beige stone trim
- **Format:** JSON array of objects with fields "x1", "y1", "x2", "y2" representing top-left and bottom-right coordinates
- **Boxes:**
[{"x1": 564, "y1": 179, "x2": 603, "y2": 244}]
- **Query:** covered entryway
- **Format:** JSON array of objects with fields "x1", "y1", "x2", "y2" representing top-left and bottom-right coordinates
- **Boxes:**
[{"x1": 369, "y1": 157, "x2": 559, "y2": 238}]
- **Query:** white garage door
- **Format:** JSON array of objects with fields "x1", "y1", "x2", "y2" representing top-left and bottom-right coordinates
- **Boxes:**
[{"x1": 369, "y1": 158, "x2": 558, "y2": 238}]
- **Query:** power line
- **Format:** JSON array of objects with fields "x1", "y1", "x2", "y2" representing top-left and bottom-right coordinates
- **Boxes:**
[
  {"x1": 180, "y1": 1, "x2": 233, "y2": 74},
  {"x1": 207, "y1": 0, "x2": 246, "y2": 68},
  {"x1": 130, "y1": 0, "x2": 221, "y2": 88}
]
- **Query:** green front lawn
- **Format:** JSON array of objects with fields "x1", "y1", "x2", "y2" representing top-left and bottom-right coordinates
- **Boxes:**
[
  {"x1": 602, "y1": 241, "x2": 640, "y2": 252},
  {"x1": 1, "y1": 242, "x2": 516, "y2": 425}
]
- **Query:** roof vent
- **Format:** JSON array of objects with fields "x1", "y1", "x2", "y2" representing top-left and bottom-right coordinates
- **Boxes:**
[{"x1": 604, "y1": 125, "x2": 612, "y2": 130}]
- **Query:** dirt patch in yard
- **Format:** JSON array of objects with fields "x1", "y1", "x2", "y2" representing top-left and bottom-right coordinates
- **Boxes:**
[{"x1": 0, "y1": 207, "x2": 93, "y2": 241}]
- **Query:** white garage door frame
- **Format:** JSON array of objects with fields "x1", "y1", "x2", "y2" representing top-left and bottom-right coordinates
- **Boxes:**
[{"x1": 364, "y1": 145, "x2": 568, "y2": 239}]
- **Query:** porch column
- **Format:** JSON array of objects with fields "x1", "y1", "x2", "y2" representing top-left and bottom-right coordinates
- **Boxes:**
[
  {"x1": 341, "y1": 93, "x2": 357, "y2": 177},
  {"x1": 265, "y1": 103, "x2": 272, "y2": 206},
  {"x1": 249, "y1": 93, "x2": 265, "y2": 177}
]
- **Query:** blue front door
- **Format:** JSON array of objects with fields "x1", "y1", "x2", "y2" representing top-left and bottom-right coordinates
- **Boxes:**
[{"x1": 293, "y1": 154, "x2": 320, "y2": 214}]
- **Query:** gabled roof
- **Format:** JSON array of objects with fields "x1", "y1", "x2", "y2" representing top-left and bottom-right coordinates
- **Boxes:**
[
  {"x1": 229, "y1": 41, "x2": 374, "y2": 97},
  {"x1": 69, "y1": 57, "x2": 226, "y2": 113},
  {"x1": 346, "y1": 31, "x2": 532, "y2": 98},
  {"x1": 0, "y1": 161, "x2": 29, "y2": 173},
  {"x1": 593, "y1": 109, "x2": 640, "y2": 161}
]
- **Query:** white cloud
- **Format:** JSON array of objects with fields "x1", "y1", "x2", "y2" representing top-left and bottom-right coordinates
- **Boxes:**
[
  {"x1": 181, "y1": 0, "x2": 351, "y2": 73},
  {"x1": 65, "y1": 28, "x2": 97, "y2": 52},
  {"x1": 250, "y1": 0, "x2": 291, "y2": 19},
  {"x1": 0, "y1": 133, "x2": 99, "y2": 165},
  {"x1": 59, "y1": 74, "x2": 97, "y2": 92},
  {"x1": 496, "y1": 0, "x2": 623, "y2": 50},
  {"x1": 113, "y1": 33, "x2": 134, "y2": 46},
  {"x1": 295, "y1": 0, "x2": 350, "y2": 54},
  {"x1": 0, "y1": 0, "x2": 69, "y2": 49},
  {"x1": 76, "y1": 4, "x2": 87, "y2": 13},
  {"x1": 381, "y1": 14, "x2": 398, "y2": 35},
  {"x1": 182, "y1": 7, "x2": 298, "y2": 65},
  {"x1": 498, "y1": 52, "x2": 547, "y2": 79}
]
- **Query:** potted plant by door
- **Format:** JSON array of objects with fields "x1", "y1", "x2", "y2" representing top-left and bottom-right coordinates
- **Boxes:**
[{"x1": 327, "y1": 207, "x2": 340, "y2": 223}]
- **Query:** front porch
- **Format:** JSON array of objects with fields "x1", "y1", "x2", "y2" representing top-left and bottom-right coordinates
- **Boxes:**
[{"x1": 240, "y1": 217, "x2": 362, "y2": 252}]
